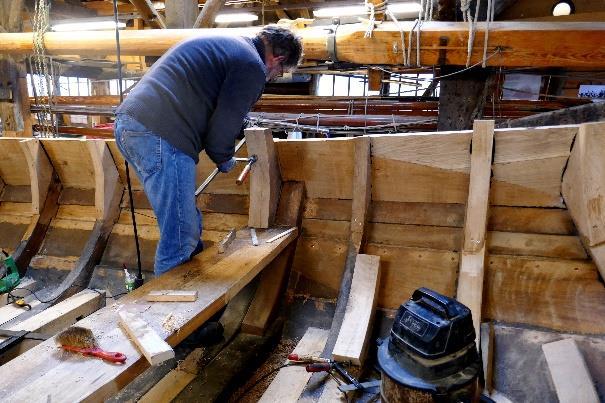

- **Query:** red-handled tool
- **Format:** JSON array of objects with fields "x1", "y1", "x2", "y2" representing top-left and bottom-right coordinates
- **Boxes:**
[
  {"x1": 305, "y1": 362, "x2": 333, "y2": 372},
  {"x1": 61, "y1": 345, "x2": 127, "y2": 364},
  {"x1": 288, "y1": 353, "x2": 331, "y2": 363}
]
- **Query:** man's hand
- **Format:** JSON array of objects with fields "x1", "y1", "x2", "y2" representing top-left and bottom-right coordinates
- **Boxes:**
[{"x1": 217, "y1": 157, "x2": 236, "y2": 173}]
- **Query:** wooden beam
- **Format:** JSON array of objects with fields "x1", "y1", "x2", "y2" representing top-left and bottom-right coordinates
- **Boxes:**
[
  {"x1": 241, "y1": 181, "x2": 304, "y2": 335},
  {"x1": 193, "y1": 0, "x2": 225, "y2": 28},
  {"x1": 129, "y1": 0, "x2": 167, "y2": 29},
  {"x1": 119, "y1": 310, "x2": 175, "y2": 366},
  {"x1": 456, "y1": 120, "x2": 494, "y2": 339},
  {"x1": 0, "y1": 289, "x2": 105, "y2": 363},
  {"x1": 87, "y1": 139, "x2": 122, "y2": 221},
  {"x1": 562, "y1": 122, "x2": 605, "y2": 279},
  {"x1": 246, "y1": 127, "x2": 281, "y2": 228},
  {"x1": 145, "y1": 290, "x2": 198, "y2": 302},
  {"x1": 0, "y1": 226, "x2": 297, "y2": 401},
  {"x1": 542, "y1": 338, "x2": 599, "y2": 403},
  {"x1": 331, "y1": 254, "x2": 380, "y2": 366},
  {"x1": 258, "y1": 327, "x2": 329, "y2": 402},
  {"x1": 166, "y1": 0, "x2": 198, "y2": 28},
  {"x1": 3, "y1": 22, "x2": 605, "y2": 68},
  {"x1": 19, "y1": 139, "x2": 52, "y2": 215},
  {"x1": 498, "y1": 102, "x2": 605, "y2": 128}
]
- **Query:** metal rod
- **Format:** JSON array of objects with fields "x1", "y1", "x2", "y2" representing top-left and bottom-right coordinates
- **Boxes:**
[
  {"x1": 194, "y1": 138, "x2": 246, "y2": 197},
  {"x1": 236, "y1": 155, "x2": 257, "y2": 185}
]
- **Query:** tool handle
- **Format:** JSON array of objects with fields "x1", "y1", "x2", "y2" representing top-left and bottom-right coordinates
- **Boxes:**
[
  {"x1": 305, "y1": 363, "x2": 332, "y2": 373},
  {"x1": 62, "y1": 345, "x2": 127, "y2": 363},
  {"x1": 236, "y1": 162, "x2": 253, "y2": 185},
  {"x1": 288, "y1": 353, "x2": 330, "y2": 363}
]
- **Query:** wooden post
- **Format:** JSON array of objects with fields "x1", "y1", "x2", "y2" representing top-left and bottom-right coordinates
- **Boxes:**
[
  {"x1": 193, "y1": 0, "x2": 226, "y2": 28},
  {"x1": 128, "y1": 0, "x2": 167, "y2": 29},
  {"x1": 562, "y1": 122, "x2": 605, "y2": 279},
  {"x1": 165, "y1": 0, "x2": 198, "y2": 28},
  {"x1": 246, "y1": 127, "x2": 281, "y2": 229},
  {"x1": 19, "y1": 139, "x2": 52, "y2": 215},
  {"x1": 87, "y1": 140, "x2": 122, "y2": 221},
  {"x1": 456, "y1": 120, "x2": 494, "y2": 339},
  {"x1": 350, "y1": 136, "x2": 372, "y2": 251}
]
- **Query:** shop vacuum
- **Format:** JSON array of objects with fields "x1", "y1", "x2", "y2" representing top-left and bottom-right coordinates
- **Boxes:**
[{"x1": 377, "y1": 287, "x2": 482, "y2": 402}]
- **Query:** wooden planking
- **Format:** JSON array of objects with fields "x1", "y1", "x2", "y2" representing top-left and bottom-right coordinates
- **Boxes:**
[
  {"x1": 41, "y1": 139, "x2": 95, "y2": 189},
  {"x1": 371, "y1": 201, "x2": 465, "y2": 227},
  {"x1": 332, "y1": 254, "x2": 380, "y2": 366},
  {"x1": 562, "y1": 122, "x2": 605, "y2": 279},
  {"x1": 0, "y1": 138, "x2": 30, "y2": 186},
  {"x1": 87, "y1": 140, "x2": 122, "y2": 220},
  {"x1": 493, "y1": 125, "x2": 576, "y2": 164},
  {"x1": 487, "y1": 231, "x2": 587, "y2": 259},
  {"x1": 542, "y1": 338, "x2": 600, "y2": 403},
  {"x1": 488, "y1": 206, "x2": 575, "y2": 235},
  {"x1": 246, "y1": 127, "x2": 281, "y2": 228},
  {"x1": 258, "y1": 327, "x2": 329, "y2": 403},
  {"x1": 145, "y1": 290, "x2": 198, "y2": 302},
  {"x1": 276, "y1": 138, "x2": 354, "y2": 199},
  {"x1": 304, "y1": 198, "x2": 352, "y2": 221},
  {"x1": 0, "y1": 227, "x2": 297, "y2": 402},
  {"x1": 350, "y1": 137, "x2": 372, "y2": 250},
  {"x1": 55, "y1": 205, "x2": 97, "y2": 222},
  {"x1": 371, "y1": 131, "x2": 472, "y2": 171},
  {"x1": 368, "y1": 222, "x2": 462, "y2": 251},
  {"x1": 367, "y1": 244, "x2": 459, "y2": 309},
  {"x1": 484, "y1": 255, "x2": 605, "y2": 334},
  {"x1": 118, "y1": 310, "x2": 175, "y2": 366},
  {"x1": 457, "y1": 120, "x2": 494, "y2": 338},
  {"x1": 19, "y1": 139, "x2": 53, "y2": 215}
]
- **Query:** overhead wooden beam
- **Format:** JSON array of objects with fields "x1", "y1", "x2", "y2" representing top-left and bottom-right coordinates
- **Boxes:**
[
  {"x1": 129, "y1": 0, "x2": 167, "y2": 29},
  {"x1": 2, "y1": 22, "x2": 605, "y2": 67},
  {"x1": 542, "y1": 338, "x2": 600, "y2": 403},
  {"x1": 193, "y1": 0, "x2": 225, "y2": 28},
  {"x1": 246, "y1": 127, "x2": 281, "y2": 229},
  {"x1": 456, "y1": 120, "x2": 494, "y2": 339},
  {"x1": 498, "y1": 102, "x2": 605, "y2": 128},
  {"x1": 562, "y1": 122, "x2": 605, "y2": 280}
]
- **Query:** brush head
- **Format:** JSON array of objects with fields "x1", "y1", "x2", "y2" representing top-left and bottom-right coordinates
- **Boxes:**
[{"x1": 56, "y1": 326, "x2": 98, "y2": 349}]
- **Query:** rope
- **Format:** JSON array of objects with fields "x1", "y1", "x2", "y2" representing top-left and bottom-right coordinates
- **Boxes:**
[
  {"x1": 364, "y1": 0, "x2": 386, "y2": 38},
  {"x1": 463, "y1": 0, "x2": 481, "y2": 67},
  {"x1": 385, "y1": 9, "x2": 408, "y2": 66},
  {"x1": 482, "y1": 0, "x2": 495, "y2": 67}
]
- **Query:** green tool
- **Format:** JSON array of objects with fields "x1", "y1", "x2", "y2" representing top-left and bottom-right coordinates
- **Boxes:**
[{"x1": 0, "y1": 250, "x2": 20, "y2": 294}]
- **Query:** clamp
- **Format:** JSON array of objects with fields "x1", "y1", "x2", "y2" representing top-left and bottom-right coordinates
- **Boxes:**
[{"x1": 236, "y1": 155, "x2": 257, "y2": 185}]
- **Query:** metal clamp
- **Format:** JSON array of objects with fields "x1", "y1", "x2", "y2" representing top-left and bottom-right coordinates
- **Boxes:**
[
  {"x1": 236, "y1": 155, "x2": 257, "y2": 185},
  {"x1": 326, "y1": 18, "x2": 340, "y2": 63}
]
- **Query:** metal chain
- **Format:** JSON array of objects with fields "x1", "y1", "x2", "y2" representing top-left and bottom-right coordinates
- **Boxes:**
[{"x1": 32, "y1": 0, "x2": 56, "y2": 137}]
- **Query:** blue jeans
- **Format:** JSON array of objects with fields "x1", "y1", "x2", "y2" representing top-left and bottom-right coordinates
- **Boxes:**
[{"x1": 114, "y1": 114, "x2": 203, "y2": 276}]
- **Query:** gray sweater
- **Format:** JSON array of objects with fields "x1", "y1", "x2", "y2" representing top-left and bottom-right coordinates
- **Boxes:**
[{"x1": 117, "y1": 35, "x2": 267, "y2": 164}]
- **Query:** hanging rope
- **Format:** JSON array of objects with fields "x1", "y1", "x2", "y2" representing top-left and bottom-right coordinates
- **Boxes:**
[
  {"x1": 364, "y1": 0, "x2": 386, "y2": 38},
  {"x1": 385, "y1": 8, "x2": 408, "y2": 66},
  {"x1": 482, "y1": 0, "x2": 495, "y2": 67},
  {"x1": 32, "y1": 0, "x2": 56, "y2": 137},
  {"x1": 462, "y1": 0, "x2": 481, "y2": 67}
]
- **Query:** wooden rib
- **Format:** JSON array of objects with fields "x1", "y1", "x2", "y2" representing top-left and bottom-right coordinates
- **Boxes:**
[
  {"x1": 542, "y1": 339, "x2": 600, "y2": 403},
  {"x1": 350, "y1": 137, "x2": 371, "y2": 251},
  {"x1": 0, "y1": 138, "x2": 30, "y2": 186},
  {"x1": 562, "y1": 122, "x2": 605, "y2": 279},
  {"x1": 456, "y1": 120, "x2": 495, "y2": 339},
  {"x1": 19, "y1": 139, "x2": 52, "y2": 215},
  {"x1": 129, "y1": 0, "x2": 167, "y2": 28},
  {"x1": 0, "y1": 227, "x2": 297, "y2": 401},
  {"x1": 246, "y1": 127, "x2": 281, "y2": 228},
  {"x1": 87, "y1": 140, "x2": 122, "y2": 221}
]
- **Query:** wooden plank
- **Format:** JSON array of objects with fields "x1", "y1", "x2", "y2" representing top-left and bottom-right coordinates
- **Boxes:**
[
  {"x1": 258, "y1": 327, "x2": 329, "y2": 403},
  {"x1": 331, "y1": 254, "x2": 380, "y2": 366},
  {"x1": 562, "y1": 122, "x2": 605, "y2": 279},
  {"x1": 0, "y1": 289, "x2": 105, "y2": 363},
  {"x1": 371, "y1": 201, "x2": 465, "y2": 227},
  {"x1": 145, "y1": 290, "x2": 198, "y2": 302},
  {"x1": 0, "y1": 296, "x2": 41, "y2": 327},
  {"x1": 493, "y1": 126, "x2": 576, "y2": 164},
  {"x1": 242, "y1": 182, "x2": 304, "y2": 336},
  {"x1": 246, "y1": 128, "x2": 281, "y2": 228},
  {"x1": 106, "y1": 140, "x2": 143, "y2": 191},
  {"x1": 87, "y1": 140, "x2": 122, "y2": 220},
  {"x1": 0, "y1": 226, "x2": 297, "y2": 401},
  {"x1": 488, "y1": 206, "x2": 575, "y2": 235},
  {"x1": 0, "y1": 138, "x2": 30, "y2": 186},
  {"x1": 542, "y1": 339, "x2": 599, "y2": 403},
  {"x1": 41, "y1": 139, "x2": 95, "y2": 189},
  {"x1": 350, "y1": 137, "x2": 371, "y2": 251},
  {"x1": 487, "y1": 231, "x2": 586, "y2": 259},
  {"x1": 118, "y1": 310, "x2": 175, "y2": 366},
  {"x1": 276, "y1": 138, "x2": 354, "y2": 199},
  {"x1": 484, "y1": 255, "x2": 605, "y2": 334},
  {"x1": 457, "y1": 120, "x2": 494, "y2": 338}
]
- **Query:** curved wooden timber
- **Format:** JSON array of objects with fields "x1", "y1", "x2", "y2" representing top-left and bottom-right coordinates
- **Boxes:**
[{"x1": 1, "y1": 22, "x2": 605, "y2": 67}]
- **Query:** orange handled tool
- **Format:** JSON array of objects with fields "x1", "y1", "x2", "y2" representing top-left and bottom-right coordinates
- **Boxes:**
[{"x1": 61, "y1": 345, "x2": 127, "y2": 364}]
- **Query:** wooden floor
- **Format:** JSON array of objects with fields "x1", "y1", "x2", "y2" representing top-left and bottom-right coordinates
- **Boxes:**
[{"x1": 0, "y1": 226, "x2": 296, "y2": 402}]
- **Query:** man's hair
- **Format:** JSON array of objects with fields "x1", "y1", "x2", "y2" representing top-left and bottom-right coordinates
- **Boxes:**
[{"x1": 258, "y1": 25, "x2": 303, "y2": 69}]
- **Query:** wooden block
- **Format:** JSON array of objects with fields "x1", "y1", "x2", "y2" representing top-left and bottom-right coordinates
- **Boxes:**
[
  {"x1": 246, "y1": 128, "x2": 281, "y2": 228},
  {"x1": 332, "y1": 254, "x2": 380, "y2": 366},
  {"x1": 542, "y1": 338, "x2": 599, "y2": 403},
  {"x1": 145, "y1": 290, "x2": 198, "y2": 302},
  {"x1": 118, "y1": 310, "x2": 175, "y2": 366},
  {"x1": 457, "y1": 120, "x2": 494, "y2": 339},
  {"x1": 258, "y1": 327, "x2": 329, "y2": 402},
  {"x1": 217, "y1": 228, "x2": 236, "y2": 254}
]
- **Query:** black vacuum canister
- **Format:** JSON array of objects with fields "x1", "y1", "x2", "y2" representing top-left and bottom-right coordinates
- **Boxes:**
[{"x1": 378, "y1": 288, "x2": 481, "y2": 402}]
